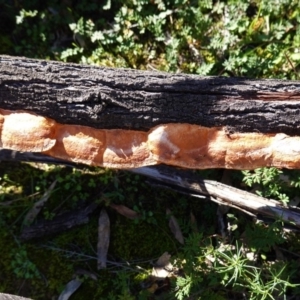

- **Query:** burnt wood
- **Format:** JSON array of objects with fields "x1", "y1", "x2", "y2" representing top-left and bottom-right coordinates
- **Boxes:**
[
  {"x1": 1, "y1": 55, "x2": 300, "y2": 134},
  {"x1": 20, "y1": 202, "x2": 98, "y2": 241}
]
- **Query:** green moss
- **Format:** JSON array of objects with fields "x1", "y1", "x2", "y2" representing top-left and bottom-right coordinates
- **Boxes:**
[
  {"x1": 0, "y1": 162, "x2": 214, "y2": 298},
  {"x1": 0, "y1": 232, "x2": 16, "y2": 292},
  {"x1": 111, "y1": 214, "x2": 177, "y2": 261}
]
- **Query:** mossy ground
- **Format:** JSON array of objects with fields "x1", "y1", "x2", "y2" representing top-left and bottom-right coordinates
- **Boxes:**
[
  {"x1": 0, "y1": 161, "x2": 213, "y2": 299},
  {"x1": 2, "y1": 162, "x2": 299, "y2": 299}
]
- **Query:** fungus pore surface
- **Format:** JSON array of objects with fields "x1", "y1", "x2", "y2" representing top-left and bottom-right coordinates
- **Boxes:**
[{"x1": 0, "y1": 109, "x2": 300, "y2": 170}]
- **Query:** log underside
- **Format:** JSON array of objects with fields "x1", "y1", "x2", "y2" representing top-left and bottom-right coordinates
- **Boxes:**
[
  {"x1": 1, "y1": 109, "x2": 300, "y2": 170},
  {"x1": 1, "y1": 152, "x2": 300, "y2": 231}
]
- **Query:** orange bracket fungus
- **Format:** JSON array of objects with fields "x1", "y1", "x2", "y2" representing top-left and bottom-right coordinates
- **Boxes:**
[{"x1": 1, "y1": 108, "x2": 300, "y2": 170}]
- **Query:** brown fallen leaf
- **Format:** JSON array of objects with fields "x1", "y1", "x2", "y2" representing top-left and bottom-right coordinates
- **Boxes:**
[
  {"x1": 152, "y1": 252, "x2": 173, "y2": 278},
  {"x1": 97, "y1": 208, "x2": 110, "y2": 269},
  {"x1": 142, "y1": 252, "x2": 174, "y2": 295},
  {"x1": 109, "y1": 203, "x2": 139, "y2": 220},
  {"x1": 58, "y1": 278, "x2": 82, "y2": 300},
  {"x1": 166, "y1": 208, "x2": 184, "y2": 245},
  {"x1": 23, "y1": 180, "x2": 57, "y2": 226}
]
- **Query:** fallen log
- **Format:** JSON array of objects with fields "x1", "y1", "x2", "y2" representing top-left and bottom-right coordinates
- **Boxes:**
[
  {"x1": 1, "y1": 56, "x2": 300, "y2": 170},
  {"x1": 1, "y1": 55, "x2": 300, "y2": 134},
  {"x1": 0, "y1": 56, "x2": 300, "y2": 135}
]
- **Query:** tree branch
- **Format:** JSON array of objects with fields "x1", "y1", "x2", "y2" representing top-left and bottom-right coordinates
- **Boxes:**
[
  {"x1": 131, "y1": 166, "x2": 300, "y2": 228},
  {"x1": 1, "y1": 150, "x2": 299, "y2": 228}
]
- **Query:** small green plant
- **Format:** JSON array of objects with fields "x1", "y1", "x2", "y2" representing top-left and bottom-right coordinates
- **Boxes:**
[
  {"x1": 172, "y1": 235, "x2": 299, "y2": 300},
  {"x1": 43, "y1": 209, "x2": 56, "y2": 220},
  {"x1": 245, "y1": 220, "x2": 285, "y2": 253},
  {"x1": 11, "y1": 246, "x2": 40, "y2": 279},
  {"x1": 175, "y1": 274, "x2": 201, "y2": 300},
  {"x1": 133, "y1": 202, "x2": 157, "y2": 225},
  {"x1": 243, "y1": 168, "x2": 294, "y2": 205},
  {"x1": 107, "y1": 271, "x2": 136, "y2": 300}
]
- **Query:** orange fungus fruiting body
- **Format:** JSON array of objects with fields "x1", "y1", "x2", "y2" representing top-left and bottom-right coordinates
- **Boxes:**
[{"x1": 1, "y1": 109, "x2": 300, "y2": 169}]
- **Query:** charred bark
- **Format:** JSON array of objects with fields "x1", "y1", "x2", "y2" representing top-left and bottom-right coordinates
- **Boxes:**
[
  {"x1": 1, "y1": 55, "x2": 300, "y2": 134},
  {"x1": 20, "y1": 202, "x2": 98, "y2": 241}
]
